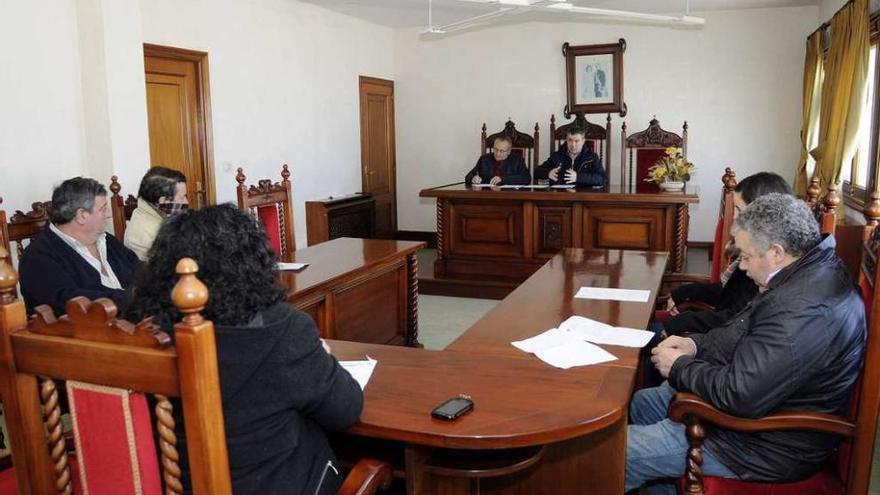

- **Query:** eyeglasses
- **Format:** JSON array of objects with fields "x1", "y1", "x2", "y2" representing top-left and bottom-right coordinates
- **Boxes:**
[{"x1": 492, "y1": 147, "x2": 512, "y2": 155}]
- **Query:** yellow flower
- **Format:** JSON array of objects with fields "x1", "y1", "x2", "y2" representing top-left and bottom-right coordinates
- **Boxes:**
[{"x1": 665, "y1": 147, "x2": 679, "y2": 157}]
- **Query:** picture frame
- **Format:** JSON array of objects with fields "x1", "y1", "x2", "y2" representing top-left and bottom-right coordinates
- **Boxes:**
[{"x1": 563, "y1": 39, "x2": 627, "y2": 117}]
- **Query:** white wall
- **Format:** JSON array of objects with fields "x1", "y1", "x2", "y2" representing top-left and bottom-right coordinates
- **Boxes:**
[
  {"x1": 394, "y1": 6, "x2": 818, "y2": 241},
  {"x1": 139, "y1": 0, "x2": 395, "y2": 247}
]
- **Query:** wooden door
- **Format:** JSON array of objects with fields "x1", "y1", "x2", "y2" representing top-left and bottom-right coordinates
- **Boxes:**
[
  {"x1": 143, "y1": 44, "x2": 215, "y2": 208},
  {"x1": 359, "y1": 77, "x2": 397, "y2": 237}
]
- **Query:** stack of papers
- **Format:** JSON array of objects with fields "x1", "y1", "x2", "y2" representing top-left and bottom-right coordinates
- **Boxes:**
[
  {"x1": 559, "y1": 316, "x2": 654, "y2": 347},
  {"x1": 339, "y1": 356, "x2": 377, "y2": 390},
  {"x1": 575, "y1": 286, "x2": 650, "y2": 303},
  {"x1": 277, "y1": 262, "x2": 309, "y2": 271}
]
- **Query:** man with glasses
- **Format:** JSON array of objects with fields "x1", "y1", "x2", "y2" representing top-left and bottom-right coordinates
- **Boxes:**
[
  {"x1": 534, "y1": 126, "x2": 605, "y2": 187},
  {"x1": 19, "y1": 177, "x2": 140, "y2": 316},
  {"x1": 465, "y1": 135, "x2": 531, "y2": 186}
]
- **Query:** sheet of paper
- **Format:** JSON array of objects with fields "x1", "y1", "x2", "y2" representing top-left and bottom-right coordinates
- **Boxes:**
[
  {"x1": 339, "y1": 356, "x2": 377, "y2": 390},
  {"x1": 550, "y1": 184, "x2": 576, "y2": 189},
  {"x1": 469, "y1": 183, "x2": 494, "y2": 188},
  {"x1": 534, "y1": 339, "x2": 617, "y2": 369},
  {"x1": 559, "y1": 315, "x2": 654, "y2": 348},
  {"x1": 277, "y1": 262, "x2": 309, "y2": 271},
  {"x1": 575, "y1": 286, "x2": 651, "y2": 303},
  {"x1": 511, "y1": 328, "x2": 577, "y2": 353}
]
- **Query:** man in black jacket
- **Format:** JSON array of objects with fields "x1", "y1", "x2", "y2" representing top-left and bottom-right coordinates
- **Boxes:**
[
  {"x1": 626, "y1": 193, "x2": 865, "y2": 494},
  {"x1": 19, "y1": 177, "x2": 140, "y2": 315},
  {"x1": 465, "y1": 135, "x2": 531, "y2": 186},
  {"x1": 533, "y1": 127, "x2": 605, "y2": 187}
]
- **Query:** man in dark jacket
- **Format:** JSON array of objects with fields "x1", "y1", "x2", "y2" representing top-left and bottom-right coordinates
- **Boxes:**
[
  {"x1": 626, "y1": 193, "x2": 865, "y2": 494},
  {"x1": 533, "y1": 127, "x2": 605, "y2": 187},
  {"x1": 19, "y1": 177, "x2": 140, "y2": 315},
  {"x1": 465, "y1": 135, "x2": 531, "y2": 186}
]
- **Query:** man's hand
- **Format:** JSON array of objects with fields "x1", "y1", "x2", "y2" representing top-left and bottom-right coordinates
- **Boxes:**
[
  {"x1": 490, "y1": 175, "x2": 503, "y2": 186},
  {"x1": 548, "y1": 167, "x2": 560, "y2": 181},
  {"x1": 666, "y1": 298, "x2": 680, "y2": 316},
  {"x1": 564, "y1": 169, "x2": 577, "y2": 184},
  {"x1": 471, "y1": 175, "x2": 483, "y2": 185},
  {"x1": 321, "y1": 338, "x2": 332, "y2": 354},
  {"x1": 651, "y1": 336, "x2": 696, "y2": 377}
]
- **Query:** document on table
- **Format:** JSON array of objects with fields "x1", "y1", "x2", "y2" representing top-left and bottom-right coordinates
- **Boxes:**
[
  {"x1": 550, "y1": 184, "x2": 576, "y2": 189},
  {"x1": 512, "y1": 328, "x2": 617, "y2": 369},
  {"x1": 559, "y1": 315, "x2": 654, "y2": 348},
  {"x1": 277, "y1": 262, "x2": 309, "y2": 271},
  {"x1": 469, "y1": 183, "x2": 494, "y2": 188},
  {"x1": 575, "y1": 286, "x2": 650, "y2": 303},
  {"x1": 498, "y1": 184, "x2": 550, "y2": 189},
  {"x1": 339, "y1": 356, "x2": 377, "y2": 390}
]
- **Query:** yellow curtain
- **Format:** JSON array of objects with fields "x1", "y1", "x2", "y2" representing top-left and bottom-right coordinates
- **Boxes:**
[
  {"x1": 794, "y1": 32, "x2": 824, "y2": 196},
  {"x1": 812, "y1": 0, "x2": 870, "y2": 196}
]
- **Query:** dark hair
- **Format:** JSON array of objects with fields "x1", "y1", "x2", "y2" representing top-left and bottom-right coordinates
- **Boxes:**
[
  {"x1": 566, "y1": 127, "x2": 587, "y2": 138},
  {"x1": 734, "y1": 172, "x2": 792, "y2": 204},
  {"x1": 50, "y1": 177, "x2": 107, "y2": 224},
  {"x1": 138, "y1": 166, "x2": 187, "y2": 204},
  {"x1": 126, "y1": 204, "x2": 285, "y2": 328}
]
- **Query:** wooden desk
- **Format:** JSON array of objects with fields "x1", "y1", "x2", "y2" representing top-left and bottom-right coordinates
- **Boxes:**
[
  {"x1": 419, "y1": 184, "x2": 697, "y2": 295},
  {"x1": 331, "y1": 248, "x2": 668, "y2": 494},
  {"x1": 280, "y1": 238, "x2": 424, "y2": 346}
]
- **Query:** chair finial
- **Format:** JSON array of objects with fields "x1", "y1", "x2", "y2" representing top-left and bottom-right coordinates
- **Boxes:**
[
  {"x1": 110, "y1": 176, "x2": 121, "y2": 196},
  {"x1": 0, "y1": 246, "x2": 18, "y2": 305},
  {"x1": 236, "y1": 168, "x2": 246, "y2": 186},
  {"x1": 865, "y1": 190, "x2": 880, "y2": 227},
  {"x1": 823, "y1": 182, "x2": 841, "y2": 211},
  {"x1": 550, "y1": 114, "x2": 556, "y2": 126},
  {"x1": 807, "y1": 176, "x2": 821, "y2": 205},
  {"x1": 172, "y1": 258, "x2": 209, "y2": 325},
  {"x1": 683, "y1": 121, "x2": 688, "y2": 130},
  {"x1": 281, "y1": 164, "x2": 290, "y2": 182}
]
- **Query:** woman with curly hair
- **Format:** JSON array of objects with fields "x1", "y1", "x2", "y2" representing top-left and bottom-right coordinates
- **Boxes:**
[{"x1": 127, "y1": 204, "x2": 362, "y2": 495}]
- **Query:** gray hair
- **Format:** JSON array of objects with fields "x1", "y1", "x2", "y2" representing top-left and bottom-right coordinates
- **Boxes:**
[
  {"x1": 50, "y1": 177, "x2": 107, "y2": 225},
  {"x1": 732, "y1": 193, "x2": 820, "y2": 256}
]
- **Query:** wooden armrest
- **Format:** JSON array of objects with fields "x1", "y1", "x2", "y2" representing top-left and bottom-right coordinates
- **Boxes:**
[
  {"x1": 668, "y1": 393, "x2": 856, "y2": 437},
  {"x1": 338, "y1": 458, "x2": 393, "y2": 495}
]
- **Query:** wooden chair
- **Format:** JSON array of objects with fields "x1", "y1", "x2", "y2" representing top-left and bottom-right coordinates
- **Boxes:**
[
  {"x1": 0, "y1": 250, "x2": 392, "y2": 495},
  {"x1": 108, "y1": 176, "x2": 138, "y2": 239},
  {"x1": 236, "y1": 164, "x2": 296, "y2": 262},
  {"x1": 0, "y1": 199, "x2": 9, "y2": 264},
  {"x1": 549, "y1": 114, "x2": 612, "y2": 192},
  {"x1": 480, "y1": 119, "x2": 540, "y2": 176},
  {"x1": 6, "y1": 201, "x2": 51, "y2": 264},
  {"x1": 806, "y1": 176, "x2": 841, "y2": 236},
  {"x1": 668, "y1": 198, "x2": 880, "y2": 495},
  {"x1": 620, "y1": 117, "x2": 688, "y2": 193}
]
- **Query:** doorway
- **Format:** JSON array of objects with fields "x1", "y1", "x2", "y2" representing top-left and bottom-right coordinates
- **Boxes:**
[{"x1": 359, "y1": 76, "x2": 397, "y2": 237}]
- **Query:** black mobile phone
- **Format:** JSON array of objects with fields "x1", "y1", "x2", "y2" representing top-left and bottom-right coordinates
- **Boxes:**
[{"x1": 431, "y1": 395, "x2": 474, "y2": 421}]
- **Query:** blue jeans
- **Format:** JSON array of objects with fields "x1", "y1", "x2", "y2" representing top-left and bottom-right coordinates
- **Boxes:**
[{"x1": 626, "y1": 382, "x2": 738, "y2": 495}]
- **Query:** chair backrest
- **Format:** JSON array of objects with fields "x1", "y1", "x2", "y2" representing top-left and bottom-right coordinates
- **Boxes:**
[
  {"x1": 804, "y1": 176, "x2": 840, "y2": 236},
  {"x1": 0, "y1": 199, "x2": 9, "y2": 264},
  {"x1": 480, "y1": 120, "x2": 540, "y2": 175},
  {"x1": 109, "y1": 176, "x2": 139, "y2": 239},
  {"x1": 620, "y1": 117, "x2": 688, "y2": 193},
  {"x1": 236, "y1": 164, "x2": 296, "y2": 261},
  {"x1": 7, "y1": 201, "x2": 51, "y2": 266},
  {"x1": 0, "y1": 251, "x2": 232, "y2": 495},
  {"x1": 549, "y1": 114, "x2": 612, "y2": 192},
  {"x1": 710, "y1": 168, "x2": 738, "y2": 283}
]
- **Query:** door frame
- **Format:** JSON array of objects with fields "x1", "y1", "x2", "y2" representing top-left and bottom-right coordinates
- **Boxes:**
[
  {"x1": 143, "y1": 43, "x2": 216, "y2": 206},
  {"x1": 359, "y1": 75, "x2": 397, "y2": 234}
]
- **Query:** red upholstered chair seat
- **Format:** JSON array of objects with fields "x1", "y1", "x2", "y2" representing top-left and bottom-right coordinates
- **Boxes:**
[
  {"x1": 677, "y1": 470, "x2": 843, "y2": 495},
  {"x1": 635, "y1": 148, "x2": 666, "y2": 193},
  {"x1": 257, "y1": 204, "x2": 283, "y2": 259},
  {"x1": 710, "y1": 216, "x2": 725, "y2": 284}
]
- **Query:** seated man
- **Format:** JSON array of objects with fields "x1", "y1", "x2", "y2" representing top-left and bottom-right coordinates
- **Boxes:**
[
  {"x1": 465, "y1": 135, "x2": 531, "y2": 186},
  {"x1": 124, "y1": 166, "x2": 188, "y2": 261},
  {"x1": 533, "y1": 127, "x2": 605, "y2": 187},
  {"x1": 19, "y1": 177, "x2": 140, "y2": 315},
  {"x1": 627, "y1": 193, "x2": 865, "y2": 494}
]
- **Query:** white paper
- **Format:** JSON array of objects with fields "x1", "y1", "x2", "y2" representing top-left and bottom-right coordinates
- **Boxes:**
[
  {"x1": 469, "y1": 183, "x2": 494, "y2": 188},
  {"x1": 559, "y1": 315, "x2": 654, "y2": 348},
  {"x1": 534, "y1": 340, "x2": 617, "y2": 369},
  {"x1": 511, "y1": 328, "x2": 576, "y2": 353},
  {"x1": 575, "y1": 286, "x2": 650, "y2": 303},
  {"x1": 277, "y1": 262, "x2": 309, "y2": 271},
  {"x1": 550, "y1": 184, "x2": 576, "y2": 189},
  {"x1": 339, "y1": 356, "x2": 377, "y2": 390}
]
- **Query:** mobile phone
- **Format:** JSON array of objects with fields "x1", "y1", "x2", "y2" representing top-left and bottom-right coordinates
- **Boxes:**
[{"x1": 431, "y1": 395, "x2": 474, "y2": 421}]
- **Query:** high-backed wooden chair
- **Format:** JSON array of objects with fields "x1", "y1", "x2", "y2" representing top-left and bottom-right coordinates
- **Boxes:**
[
  {"x1": 549, "y1": 114, "x2": 612, "y2": 192},
  {"x1": 480, "y1": 120, "x2": 540, "y2": 175},
  {"x1": 236, "y1": 164, "x2": 296, "y2": 262},
  {"x1": 668, "y1": 198, "x2": 880, "y2": 495},
  {"x1": 0, "y1": 251, "x2": 392, "y2": 495},
  {"x1": 620, "y1": 118, "x2": 688, "y2": 193},
  {"x1": 806, "y1": 176, "x2": 841, "y2": 236},
  {"x1": 109, "y1": 176, "x2": 138, "y2": 239},
  {"x1": 7, "y1": 201, "x2": 51, "y2": 263}
]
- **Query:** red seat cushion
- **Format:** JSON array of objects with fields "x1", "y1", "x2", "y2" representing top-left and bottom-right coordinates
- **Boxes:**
[
  {"x1": 634, "y1": 148, "x2": 666, "y2": 193},
  {"x1": 0, "y1": 453, "x2": 83, "y2": 494},
  {"x1": 710, "y1": 215, "x2": 725, "y2": 284},
  {"x1": 654, "y1": 310, "x2": 672, "y2": 323},
  {"x1": 678, "y1": 469, "x2": 843, "y2": 495},
  {"x1": 257, "y1": 204, "x2": 283, "y2": 258}
]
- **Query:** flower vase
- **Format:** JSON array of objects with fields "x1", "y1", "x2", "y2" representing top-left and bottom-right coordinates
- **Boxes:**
[{"x1": 659, "y1": 180, "x2": 685, "y2": 192}]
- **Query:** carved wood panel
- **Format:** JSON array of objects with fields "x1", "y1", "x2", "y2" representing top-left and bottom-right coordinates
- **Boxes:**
[
  {"x1": 332, "y1": 262, "x2": 406, "y2": 345},
  {"x1": 534, "y1": 206, "x2": 573, "y2": 258},
  {"x1": 448, "y1": 202, "x2": 524, "y2": 257},
  {"x1": 583, "y1": 207, "x2": 668, "y2": 252}
]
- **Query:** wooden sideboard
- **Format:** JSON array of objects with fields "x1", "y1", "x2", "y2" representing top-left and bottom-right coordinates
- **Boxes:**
[
  {"x1": 279, "y1": 237, "x2": 423, "y2": 346},
  {"x1": 331, "y1": 248, "x2": 668, "y2": 494},
  {"x1": 305, "y1": 193, "x2": 375, "y2": 246},
  {"x1": 420, "y1": 184, "x2": 698, "y2": 288}
]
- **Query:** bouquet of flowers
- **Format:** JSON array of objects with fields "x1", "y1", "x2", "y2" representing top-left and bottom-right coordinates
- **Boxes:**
[{"x1": 644, "y1": 147, "x2": 695, "y2": 184}]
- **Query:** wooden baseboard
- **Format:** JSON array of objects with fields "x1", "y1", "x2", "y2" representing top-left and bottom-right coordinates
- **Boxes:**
[
  {"x1": 396, "y1": 230, "x2": 437, "y2": 249},
  {"x1": 687, "y1": 241, "x2": 712, "y2": 250}
]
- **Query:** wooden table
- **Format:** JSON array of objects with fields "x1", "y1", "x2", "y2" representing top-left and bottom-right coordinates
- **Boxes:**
[
  {"x1": 419, "y1": 184, "x2": 697, "y2": 296},
  {"x1": 280, "y1": 238, "x2": 424, "y2": 346},
  {"x1": 331, "y1": 248, "x2": 668, "y2": 494}
]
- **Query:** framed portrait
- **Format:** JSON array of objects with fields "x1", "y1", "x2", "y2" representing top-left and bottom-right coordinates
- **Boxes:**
[{"x1": 563, "y1": 39, "x2": 626, "y2": 117}]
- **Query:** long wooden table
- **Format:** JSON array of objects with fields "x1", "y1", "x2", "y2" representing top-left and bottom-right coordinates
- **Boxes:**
[
  {"x1": 280, "y1": 238, "x2": 424, "y2": 346},
  {"x1": 419, "y1": 184, "x2": 697, "y2": 296},
  {"x1": 331, "y1": 248, "x2": 668, "y2": 494}
]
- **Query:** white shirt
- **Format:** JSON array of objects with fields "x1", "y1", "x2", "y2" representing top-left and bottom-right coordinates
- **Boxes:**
[{"x1": 50, "y1": 223, "x2": 123, "y2": 290}]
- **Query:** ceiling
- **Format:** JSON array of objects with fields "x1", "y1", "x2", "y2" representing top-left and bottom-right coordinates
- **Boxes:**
[{"x1": 299, "y1": 0, "x2": 821, "y2": 28}]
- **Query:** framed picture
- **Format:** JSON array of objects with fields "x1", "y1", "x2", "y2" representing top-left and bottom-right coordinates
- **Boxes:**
[{"x1": 563, "y1": 39, "x2": 627, "y2": 117}]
